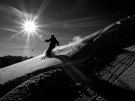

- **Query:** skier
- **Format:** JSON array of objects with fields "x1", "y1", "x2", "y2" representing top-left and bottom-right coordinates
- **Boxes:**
[{"x1": 45, "y1": 35, "x2": 59, "y2": 57}]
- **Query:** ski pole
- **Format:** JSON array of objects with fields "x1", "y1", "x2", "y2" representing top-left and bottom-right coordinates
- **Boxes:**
[{"x1": 32, "y1": 41, "x2": 44, "y2": 51}]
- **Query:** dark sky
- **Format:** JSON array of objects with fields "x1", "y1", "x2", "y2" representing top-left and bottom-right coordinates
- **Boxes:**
[{"x1": 0, "y1": 0, "x2": 134, "y2": 56}]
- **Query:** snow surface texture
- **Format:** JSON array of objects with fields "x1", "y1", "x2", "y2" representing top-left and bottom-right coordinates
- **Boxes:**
[{"x1": 0, "y1": 69, "x2": 62, "y2": 101}]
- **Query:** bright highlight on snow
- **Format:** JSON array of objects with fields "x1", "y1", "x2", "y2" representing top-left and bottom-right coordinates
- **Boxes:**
[{"x1": 22, "y1": 20, "x2": 37, "y2": 34}]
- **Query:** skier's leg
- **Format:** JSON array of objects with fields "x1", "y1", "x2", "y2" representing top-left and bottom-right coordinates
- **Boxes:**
[
  {"x1": 46, "y1": 45, "x2": 55, "y2": 57},
  {"x1": 46, "y1": 48, "x2": 52, "y2": 57}
]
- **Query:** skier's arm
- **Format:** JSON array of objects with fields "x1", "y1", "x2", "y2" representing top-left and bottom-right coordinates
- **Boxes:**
[{"x1": 45, "y1": 38, "x2": 51, "y2": 42}]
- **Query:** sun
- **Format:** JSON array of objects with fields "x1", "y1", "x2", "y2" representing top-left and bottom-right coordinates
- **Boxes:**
[{"x1": 22, "y1": 20, "x2": 37, "y2": 34}]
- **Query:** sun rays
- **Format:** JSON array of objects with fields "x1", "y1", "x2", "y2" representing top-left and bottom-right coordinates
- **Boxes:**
[
  {"x1": 0, "y1": 0, "x2": 54, "y2": 56},
  {"x1": 18, "y1": 14, "x2": 40, "y2": 37},
  {"x1": 21, "y1": 19, "x2": 37, "y2": 34},
  {"x1": 8, "y1": 0, "x2": 53, "y2": 56},
  {"x1": 0, "y1": 0, "x2": 103, "y2": 57}
]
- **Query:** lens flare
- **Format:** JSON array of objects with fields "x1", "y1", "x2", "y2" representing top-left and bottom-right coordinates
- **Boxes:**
[
  {"x1": 24, "y1": 21, "x2": 36, "y2": 33},
  {"x1": 22, "y1": 19, "x2": 37, "y2": 35},
  {"x1": 14, "y1": 12, "x2": 43, "y2": 56}
]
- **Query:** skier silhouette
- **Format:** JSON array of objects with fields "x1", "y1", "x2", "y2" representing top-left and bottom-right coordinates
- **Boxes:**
[{"x1": 45, "y1": 35, "x2": 59, "y2": 57}]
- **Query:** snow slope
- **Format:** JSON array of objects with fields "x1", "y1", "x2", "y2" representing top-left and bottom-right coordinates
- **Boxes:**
[
  {"x1": 0, "y1": 54, "x2": 62, "y2": 84},
  {"x1": 0, "y1": 35, "x2": 85, "y2": 85},
  {"x1": 0, "y1": 15, "x2": 135, "y2": 101}
]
